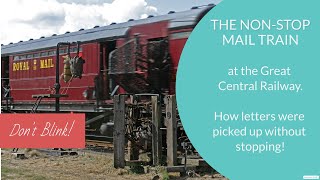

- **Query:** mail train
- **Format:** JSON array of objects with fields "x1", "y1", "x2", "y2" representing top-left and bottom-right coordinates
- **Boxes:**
[{"x1": 1, "y1": 5, "x2": 214, "y2": 125}]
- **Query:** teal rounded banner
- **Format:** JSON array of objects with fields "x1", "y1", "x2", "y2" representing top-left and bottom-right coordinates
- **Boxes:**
[{"x1": 176, "y1": 0, "x2": 320, "y2": 180}]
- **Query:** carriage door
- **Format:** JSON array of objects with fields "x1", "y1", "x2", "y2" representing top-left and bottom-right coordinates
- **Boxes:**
[
  {"x1": 98, "y1": 41, "x2": 116, "y2": 101},
  {"x1": 1, "y1": 56, "x2": 10, "y2": 99}
]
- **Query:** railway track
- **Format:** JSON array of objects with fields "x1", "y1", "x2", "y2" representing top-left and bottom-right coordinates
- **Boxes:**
[
  {"x1": 86, "y1": 139, "x2": 113, "y2": 150},
  {"x1": 84, "y1": 133, "x2": 115, "y2": 153}
]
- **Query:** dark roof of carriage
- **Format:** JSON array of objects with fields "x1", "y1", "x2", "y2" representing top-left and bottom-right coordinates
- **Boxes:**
[{"x1": 1, "y1": 5, "x2": 214, "y2": 56}]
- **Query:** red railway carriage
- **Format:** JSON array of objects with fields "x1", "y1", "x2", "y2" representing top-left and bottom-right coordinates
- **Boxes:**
[
  {"x1": 1, "y1": 5, "x2": 214, "y2": 113},
  {"x1": 9, "y1": 43, "x2": 98, "y2": 102}
]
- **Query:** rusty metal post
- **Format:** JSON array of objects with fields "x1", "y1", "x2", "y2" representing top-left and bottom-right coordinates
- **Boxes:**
[
  {"x1": 152, "y1": 96, "x2": 162, "y2": 166},
  {"x1": 165, "y1": 95, "x2": 177, "y2": 166},
  {"x1": 113, "y1": 95, "x2": 126, "y2": 168}
]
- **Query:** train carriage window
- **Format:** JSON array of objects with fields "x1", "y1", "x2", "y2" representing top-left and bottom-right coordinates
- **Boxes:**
[
  {"x1": 40, "y1": 52, "x2": 48, "y2": 57},
  {"x1": 68, "y1": 47, "x2": 83, "y2": 53},
  {"x1": 27, "y1": 54, "x2": 33, "y2": 59},
  {"x1": 71, "y1": 47, "x2": 77, "y2": 53},
  {"x1": 48, "y1": 51, "x2": 55, "y2": 56},
  {"x1": 170, "y1": 31, "x2": 192, "y2": 40},
  {"x1": 19, "y1": 55, "x2": 26, "y2": 60},
  {"x1": 59, "y1": 49, "x2": 66, "y2": 54},
  {"x1": 33, "y1": 53, "x2": 40, "y2": 58},
  {"x1": 14, "y1": 56, "x2": 19, "y2": 61}
]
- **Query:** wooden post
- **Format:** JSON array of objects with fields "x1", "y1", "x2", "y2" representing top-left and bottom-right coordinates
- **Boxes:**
[
  {"x1": 113, "y1": 95, "x2": 126, "y2": 168},
  {"x1": 128, "y1": 95, "x2": 140, "y2": 161},
  {"x1": 165, "y1": 95, "x2": 177, "y2": 166},
  {"x1": 152, "y1": 96, "x2": 162, "y2": 166}
]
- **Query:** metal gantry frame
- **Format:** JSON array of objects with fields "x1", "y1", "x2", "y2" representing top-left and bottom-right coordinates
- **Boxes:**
[{"x1": 55, "y1": 41, "x2": 81, "y2": 112}]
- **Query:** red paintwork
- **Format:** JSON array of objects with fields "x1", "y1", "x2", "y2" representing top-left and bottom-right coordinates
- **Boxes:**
[
  {"x1": 128, "y1": 21, "x2": 168, "y2": 41},
  {"x1": 6, "y1": 20, "x2": 192, "y2": 105},
  {"x1": 9, "y1": 43, "x2": 99, "y2": 102},
  {"x1": 168, "y1": 28, "x2": 193, "y2": 94}
]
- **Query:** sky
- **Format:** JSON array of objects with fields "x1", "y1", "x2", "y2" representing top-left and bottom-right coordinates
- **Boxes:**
[{"x1": 0, "y1": 0, "x2": 220, "y2": 45}]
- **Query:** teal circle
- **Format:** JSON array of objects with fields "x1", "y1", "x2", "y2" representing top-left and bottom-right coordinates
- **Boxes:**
[{"x1": 176, "y1": 1, "x2": 320, "y2": 180}]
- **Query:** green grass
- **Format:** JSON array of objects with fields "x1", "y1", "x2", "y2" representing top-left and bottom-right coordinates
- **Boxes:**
[
  {"x1": 2, "y1": 166, "x2": 47, "y2": 180},
  {"x1": 161, "y1": 170, "x2": 170, "y2": 180}
]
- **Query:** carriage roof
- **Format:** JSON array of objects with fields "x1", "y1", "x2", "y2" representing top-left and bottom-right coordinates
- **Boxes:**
[{"x1": 1, "y1": 5, "x2": 214, "y2": 56}]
